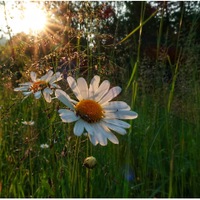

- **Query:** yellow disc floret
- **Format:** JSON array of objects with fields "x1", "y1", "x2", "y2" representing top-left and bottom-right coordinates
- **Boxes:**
[
  {"x1": 75, "y1": 99, "x2": 104, "y2": 123},
  {"x1": 30, "y1": 80, "x2": 48, "y2": 93}
]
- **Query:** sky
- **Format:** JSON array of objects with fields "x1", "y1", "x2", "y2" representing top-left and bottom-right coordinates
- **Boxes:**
[
  {"x1": 0, "y1": 1, "x2": 47, "y2": 44},
  {"x1": 0, "y1": 2, "x2": 23, "y2": 39}
]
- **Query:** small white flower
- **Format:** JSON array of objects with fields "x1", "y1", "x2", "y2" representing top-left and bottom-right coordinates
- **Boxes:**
[
  {"x1": 55, "y1": 75, "x2": 138, "y2": 146},
  {"x1": 14, "y1": 70, "x2": 62, "y2": 103},
  {"x1": 40, "y1": 144, "x2": 49, "y2": 149},
  {"x1": 22, "y1": 120, "x2": 35, "y2": 126}
]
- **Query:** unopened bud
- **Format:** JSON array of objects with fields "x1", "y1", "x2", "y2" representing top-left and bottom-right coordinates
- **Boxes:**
[{"x1": 83, "y1": 156, "x2": 97, "y2": 169}]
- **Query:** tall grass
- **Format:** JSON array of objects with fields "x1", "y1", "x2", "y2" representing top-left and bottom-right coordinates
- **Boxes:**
[{"x1": 1, "y1": 2, "x2": 200, "y2": 198}]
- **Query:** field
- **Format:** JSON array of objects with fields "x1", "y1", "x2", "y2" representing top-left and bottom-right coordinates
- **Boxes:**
[{"x1": 0, "y1": 1, "x2": 200, "y2": 198}]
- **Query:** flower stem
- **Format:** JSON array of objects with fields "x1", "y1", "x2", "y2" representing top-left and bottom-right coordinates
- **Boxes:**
[
  {"x1": 86, "y1": 168, "x2": 90, "y2": 198},
  {"x1": 70, "y1": 137, "x2": 80, "y2": 197}
]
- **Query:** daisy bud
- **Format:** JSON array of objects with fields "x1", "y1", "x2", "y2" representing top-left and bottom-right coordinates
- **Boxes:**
[{"x1": 83, "y1": 156, "x2": 97, "y2": 169}]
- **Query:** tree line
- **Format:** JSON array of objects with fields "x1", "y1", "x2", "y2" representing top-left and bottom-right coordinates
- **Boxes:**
[{"x1": 0, "y1": 1, "x2": 200, "y2": 90}]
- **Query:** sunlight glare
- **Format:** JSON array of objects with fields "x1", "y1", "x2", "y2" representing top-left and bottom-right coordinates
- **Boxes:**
[
  {"x1": 21, "y1": 2, "x2": 47, "y2": 34},
  {"x1": 2, "y1": 2, "x2": 48, "y2": 36}
]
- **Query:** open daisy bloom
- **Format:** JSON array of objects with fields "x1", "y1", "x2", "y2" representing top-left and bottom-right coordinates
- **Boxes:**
[
  {"x1": 55, "y1": 75, "x2": 138, "y2": 146},
  {"x1": 14, "y1": 70, "x2": 62, "y2": 103}
]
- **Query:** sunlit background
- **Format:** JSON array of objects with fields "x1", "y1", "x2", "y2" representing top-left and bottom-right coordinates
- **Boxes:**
[{"x1": 0, "y1": 1, "x2": 47, "y2": 39}]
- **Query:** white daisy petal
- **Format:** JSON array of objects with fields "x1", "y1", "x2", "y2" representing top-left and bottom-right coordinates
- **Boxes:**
[
  {"x1": 92, "y1": 80, "x2": 110, "y2": 102},
  {"x1": 84, "y1": 122, "x2": 95, "y2": 136},
  {"x1": 19, "y1": 82, "x2": 32, "y2": 86},
  {"x1": 67, "y1": 76, "x2": 83, "y2": 101},
  {"x1": 43, "y1": 88, "x2": 53, "y2": 103},
  {"x1": 92, "y1": 123, "x2": 108, "y2": 146},
  {"x1": 44, "y1": 87, "x2": 53, "y2": 95},
  {"x1": 106, "y1": 131, "x2": 119, "y2": 144},
  {"x1": 55, "y1": 89, "x2": 74, "y2": 110},
  {"x1": 105, "y1": 110, "x2": 138, "y2": 119},
  {"x1": 51, "y1": 83, "x2": 61, "y2": 89},
  {"x1": 98, "y1": 122, "x2": 119, "y2": 144},
  {"x1": 23, "y1": 91, "x2": 32, "y2": 96},
  {"x1": 34, "y1": 91, "x2": 42, "y2": 99},
  {"x1": 43, "y1": 93, "x2": 51, "y2": 103},
  {"x1": 30, "y1": 71, "x2": 37, "y2": 82},
  {"x1": 14, "y1": 86, "x2": 29, "y2": 92},
  {"x1": 88, "y1": 133, "x2": 98, "y2": 146},
  {"x1": 89, "y1": 75, "x2": 100, "y2": 98},
  {"x1": 103, "y1": 101, "x2": 130, "y2": 111},
  {"x1": 58, "y1": 109, "x2": 68, "y2": 114},
  {"x1": 59, "y1": 109, "x2": 79, "y2": 123},
  {"x1": 103, "y1": 119, "x2": 131, "y2": 129},
  {"x1": 102, "y1": 121, "x2": 127, "y2": 135},
  {"x1": 77, "y1": 77, "x2": 89, "y2": 99},
  {"x1": 74, "y1": 119, "x2": 85, "y2": 136},
  {"x1": 99, "y1": 86, "x2": 122, "y2": 105},
  {"x1": 41, "y1": 70, "x2": 53, "y2": 82},
  {"x1": 49, "y1": 72, "x2": 62, "y2": 84}
]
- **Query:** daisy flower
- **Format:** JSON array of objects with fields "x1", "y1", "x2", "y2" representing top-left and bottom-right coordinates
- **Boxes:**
[
  {"x1": 40, "y1": 144, "x2": 49, "y2": 149},
  {"x1": 55, "y1": 75, "x2": 138, "y2": 146},
  {"x1": 22, "y1": 120, "x2": 35, "y2": 126},
  {"x1": 14, "y1": 70, "x2": 62, "y2": 103}
]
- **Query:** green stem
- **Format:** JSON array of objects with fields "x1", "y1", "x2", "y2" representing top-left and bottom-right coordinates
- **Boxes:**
[
  {"x1": 125, "y1": 2, "x2": 145, "y2": 91},
  {"x1": 168, "y1": 150, "x2": 174, "y2": 198},
  {"x1": 86, "y1": 169, "x2": 90, "y2": 198},
  {"x1": 70, "y1": 137, "x2": 80, "y2": 197},
  {"x1": 167, "y1": 50, "x2": 182, "y2": 112}
]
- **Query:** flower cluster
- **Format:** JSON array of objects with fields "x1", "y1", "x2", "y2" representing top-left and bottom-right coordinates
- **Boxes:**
[{"x1": 15, "y1": 70, "x2": 138, "y2": 146}]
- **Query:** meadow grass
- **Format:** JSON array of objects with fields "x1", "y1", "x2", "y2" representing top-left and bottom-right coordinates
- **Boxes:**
[
  {"x1": 1, "y1": 3, "x2": 200, "y2": 198},
  {"x1": 1, "y1": 74, "x2": 200, "y2": 198}
]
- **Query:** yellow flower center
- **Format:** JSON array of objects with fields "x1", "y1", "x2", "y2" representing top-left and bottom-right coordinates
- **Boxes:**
[
  {"x1": 75, "y1": 99, "x2": 104, "y2": 123},
  {"x1": 30, "y1": 80, "x2": 48, "y2": 93}
]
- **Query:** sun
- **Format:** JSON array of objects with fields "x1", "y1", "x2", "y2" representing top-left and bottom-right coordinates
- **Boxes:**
[
  {"x1": 3, "y1": 1, "x2": 47, "y2": 36},
  {"x1": 21, "y1": 2, "x2": 47, "y2": 34}
]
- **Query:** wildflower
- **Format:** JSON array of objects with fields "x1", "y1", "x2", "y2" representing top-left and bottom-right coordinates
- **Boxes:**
[
  {"x1": 83, "y1": 156, "x2": 97, "y2": 169},
  {"x1": 22, "y1": 120, "x2": 35, "y2": 126},
  {"x1": 40, "y1": 144, "x2": 49, "y2": 149},
  {"x1": 14, "y1": 70, "x2": 62, "y2": 103},
  {"x1": 55, "y1": 75, "x2": 138, "y2": 146}
]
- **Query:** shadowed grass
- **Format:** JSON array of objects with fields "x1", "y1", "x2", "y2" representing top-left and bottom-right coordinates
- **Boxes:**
[{"x1": 0, "y1": 57, "x2": 200, "y2": 198}]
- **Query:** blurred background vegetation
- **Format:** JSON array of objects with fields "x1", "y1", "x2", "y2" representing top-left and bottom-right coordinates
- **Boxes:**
[{"x1": 1, "y1": 1, "x2": 200, "y2": 110}]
